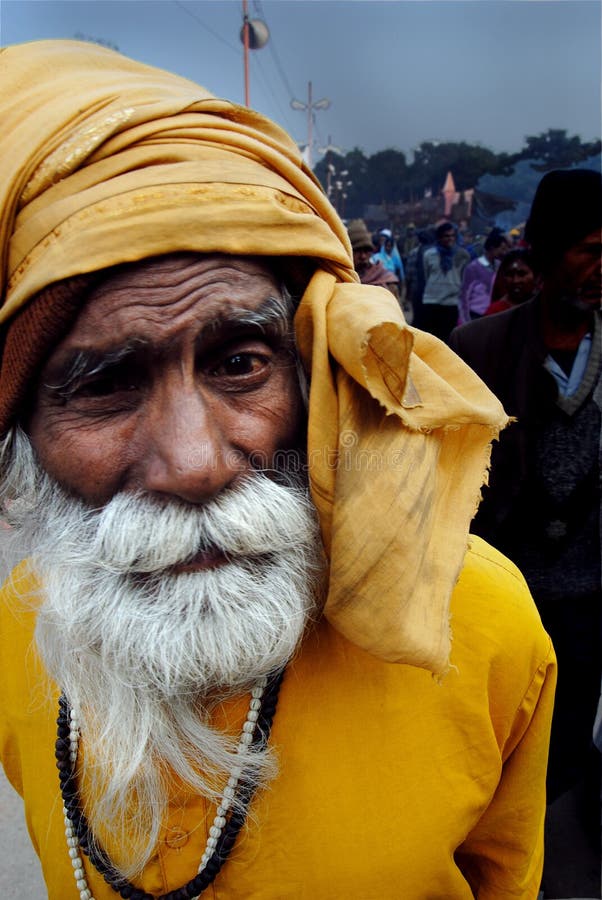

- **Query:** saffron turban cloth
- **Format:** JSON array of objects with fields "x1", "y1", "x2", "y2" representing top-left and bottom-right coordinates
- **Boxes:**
[{"x1": 0, "y1": 40, "x2": 509, "y2": 674}]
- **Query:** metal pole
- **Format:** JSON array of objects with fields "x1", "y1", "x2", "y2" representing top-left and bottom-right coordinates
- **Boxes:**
[
  {"x1": 291, "y1": 86, "x2": 329, "y2": 168},
  {"x1": 242, "y1": 0, "x2": 250, "y2": 107},
  {"x1": 307, "y1": 81, "x2": 313, "y2": 167}
]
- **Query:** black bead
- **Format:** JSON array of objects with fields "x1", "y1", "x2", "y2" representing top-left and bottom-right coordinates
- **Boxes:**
[
  {"x1": 55, "y1": 671, "x2": 285, "y2": 900},
  {"x1": 167, "y1": 888, "x2": 189, "y2": 900}
]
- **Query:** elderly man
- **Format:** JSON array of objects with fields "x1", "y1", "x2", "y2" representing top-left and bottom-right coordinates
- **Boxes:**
[{"x1": 0, "y1": 41, "x2": 554, "y2": 899}]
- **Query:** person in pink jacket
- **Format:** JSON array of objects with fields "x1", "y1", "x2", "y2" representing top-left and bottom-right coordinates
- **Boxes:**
[{"x1": 458, "y1": 228, "x2": 510, "y2": 324}]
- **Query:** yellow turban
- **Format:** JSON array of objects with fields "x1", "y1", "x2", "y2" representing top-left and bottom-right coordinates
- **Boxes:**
[{"x1": 0, "y1": 40, "x2": 509, "y2": 673}]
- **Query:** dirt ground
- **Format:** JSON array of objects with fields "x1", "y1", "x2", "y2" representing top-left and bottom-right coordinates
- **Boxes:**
[{"x1": 0, "y1": 770, "x2": 45, "y2": 897}]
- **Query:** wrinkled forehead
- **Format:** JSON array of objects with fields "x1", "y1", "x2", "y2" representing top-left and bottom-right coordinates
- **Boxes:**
[
  {"x1": 89, "y1": 252, "x2": 281, "y2": 297},
  {"x1": 59, "y1": 252, "x2": 290, "y2": 346}
]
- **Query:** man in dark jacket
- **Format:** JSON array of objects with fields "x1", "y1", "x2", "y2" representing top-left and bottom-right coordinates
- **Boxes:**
[{"x1": 450, "y1": 168, "x2": 602, "y2": 898}]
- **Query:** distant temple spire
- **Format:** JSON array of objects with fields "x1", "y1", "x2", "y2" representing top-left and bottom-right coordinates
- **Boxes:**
[{"x1": 442, "y1": 171, "x2": 460, "y2": 216}]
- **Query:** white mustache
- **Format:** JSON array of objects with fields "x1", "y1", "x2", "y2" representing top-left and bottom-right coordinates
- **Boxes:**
[{"x1": 86, "y1": 474, "x2": 315, "y2": 574}]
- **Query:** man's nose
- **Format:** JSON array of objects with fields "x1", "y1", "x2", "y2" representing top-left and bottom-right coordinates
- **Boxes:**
[{"x1": 137, "y1": 382, "x2": 243, "y2": 504}]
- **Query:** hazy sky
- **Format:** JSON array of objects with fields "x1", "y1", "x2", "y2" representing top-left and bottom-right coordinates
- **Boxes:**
[{"x1": 1, "y1": 0, "x2": 600, "y2": 161}]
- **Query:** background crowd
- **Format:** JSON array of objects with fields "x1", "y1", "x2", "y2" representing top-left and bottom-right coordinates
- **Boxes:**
[
  {"x1": 348, "y1": 215, "x2": 537, "y2": 340},
  {"x1": 349, "y1": 169, "x2": 602, "y2": 899}
]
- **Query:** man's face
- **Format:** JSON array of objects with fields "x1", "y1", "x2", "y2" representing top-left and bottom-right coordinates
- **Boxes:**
[
  {"x1": 27, "y1": 254, "x2": 304, "y2": 513},
  {"x1": 353, "y1": 246, "x2": 373, "y2": 273},
  {"x1": 438, "y1": 228, "x2": 456, "y2": 249},
  {"x1": 546, "y1": 228, "x2": 601, "y2": 312}
]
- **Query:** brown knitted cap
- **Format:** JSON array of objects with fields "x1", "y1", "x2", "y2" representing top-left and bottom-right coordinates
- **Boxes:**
[
  {"x1": 0, "y1": 275, "x2": 97, "y2": 434},
  {"x1": 347, "y1": 219, "x2": 374, "y2": 252}
]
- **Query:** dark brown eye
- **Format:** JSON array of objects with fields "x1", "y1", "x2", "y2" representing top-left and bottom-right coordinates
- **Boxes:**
[
  {"x1": 226, "y1": 354, "x2": 260, "y2": 375},
  {"x1": 210, "y1": 353, "x2": 269, "y2": 378}
]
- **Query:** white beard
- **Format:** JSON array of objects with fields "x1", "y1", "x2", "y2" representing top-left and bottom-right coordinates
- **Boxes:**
[{"x1": 0, "y1": 427, "x2": 325, "y2": 877}]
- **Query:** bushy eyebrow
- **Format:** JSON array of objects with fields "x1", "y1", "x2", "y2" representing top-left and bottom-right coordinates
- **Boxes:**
[
  {"x1": 42, "y1": 341, "x2": 147, "y2": 401},
  {"x1": 198, "y1": 294, "x2": 295, "y2": 343}
]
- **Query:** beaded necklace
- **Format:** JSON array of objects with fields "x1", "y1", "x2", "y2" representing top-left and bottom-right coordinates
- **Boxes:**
[{"x1": 56, "y1": 670, "x2": 284, "y2": 900}]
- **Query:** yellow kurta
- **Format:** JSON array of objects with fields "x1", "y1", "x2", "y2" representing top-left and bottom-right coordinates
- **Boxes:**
[{"x1": 0, "y1": 536, "x2": 555, "y2": 899}]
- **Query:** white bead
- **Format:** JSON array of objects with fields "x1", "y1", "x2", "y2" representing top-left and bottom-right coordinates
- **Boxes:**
[{"x1": 62, "y1": 683, "x2": 271, "y2": 898}]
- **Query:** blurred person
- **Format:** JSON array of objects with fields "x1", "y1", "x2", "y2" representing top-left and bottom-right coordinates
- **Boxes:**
[
  {"x1": 450, "y1": 168, "x2": 602, "y2": 898},
  {"x1": 458, "y1": 228, "x2": 510, "y2": 324},
  {"x1": 509, "y1": 227, "x2": 523, "y2": 247},
  {"x1": 404, "y1": 226, "x2": 435, "y2": 328},
  {"x1": 347, "y1": 218, "x2": 400, "y2": 297},
  {"x1": 372, "y1": 228, "x2": 411, "y2": 322},
  {"x1": 0, "y1": 40, "x2": 555, "y2": 899},
  {"x1": 458, "y1": 228, "x2": 479, "y2": 260},
  {"x1": 421, "y1": 222, "x2": 470, "y2": 341},
  {"x1": 401, "y1": 222, "x2": 419, "y2": 260},
  {"x1": 485, "y1": 248, "x2": 539, "y2": 315},
  {"x1": 373, "y1": 227, "x2": 405, "y2": 282}
]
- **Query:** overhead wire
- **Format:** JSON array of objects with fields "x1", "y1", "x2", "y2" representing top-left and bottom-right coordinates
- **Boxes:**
[
  {"x1": 252, "y1": 0, "x2": 299, "y2": 101},
  {"x1": 250, "y1": 52, "x2": 297, "y2": 134},
  {"x1": 251, "y1": 0, "x2": 329, "y2": 162},
  {"x1": 173, "y1": 1, "x2": 240, "y2": 54},
  {"x1": 172, "y1": 0, "x2": 329, "y2": 162}
]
